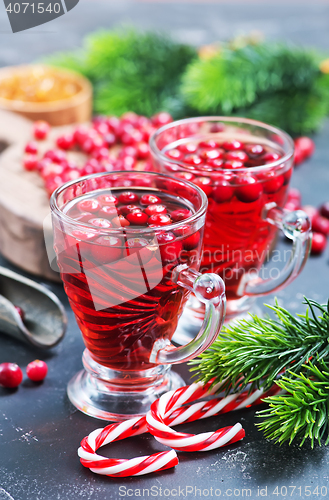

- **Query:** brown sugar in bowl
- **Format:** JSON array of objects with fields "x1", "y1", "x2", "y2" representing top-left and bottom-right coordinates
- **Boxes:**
[{"x1": 0, "y1": 64, "x2": 92, "y2": 126}]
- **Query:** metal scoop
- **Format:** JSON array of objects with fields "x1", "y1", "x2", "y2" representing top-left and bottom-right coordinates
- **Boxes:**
[{"x1": 0, "y1": 266, "x2": 67, "y2": 349}]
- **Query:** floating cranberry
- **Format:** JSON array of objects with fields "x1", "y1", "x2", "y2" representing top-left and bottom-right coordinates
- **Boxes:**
[
  {"x1": 222, "y1": 140, "x2": 243, "y2": 151},
  {"x1": 88, "y1": 218, "x2": 112, "y2": 229},
  {"x1": 151, "y1": 112, "x2": 173, "y2": 127},
  {"x1": 223, "y1": 160, "x2": 245, "y2": 169},
  {"x1": 157, "y1": 232, "x2": 183, "y2": 262},
  {"x1": 236, "y1": 176, "x2": 263, "y2": 203},
  {"x1": 75, "y1": 212, "x2": 94, "y2": 223},
  {"x1": 261, "y1": 173, "x2": 285, "y2": 194},
  {"x1": 212, "y1": 180, "x2": 234, "y2": 203},
  {"x1": 97, "y1": 194, "x2": 118, "y2": 207},
  {"x1": 148, "y1": 213, "x2": 172, "y2": 226},
  {"x1": 176, "y1": 171, "x2": 195, "y2": 182},
  {"x1": 112, "y1": 215, "x2": 130, "y2": 227},
  {"x1": 165, "y1": 148, "x2": 183, "y2": 160},
  {"x1": 0, "y1": 363, "x2": 23, "y2": 388},
  {"x1": 199, "y1": 139, "x2": 220, "y2": 149},
  {"x1": 25, "y1": 141, "x2": 38, "y2": 154},
  {"x1": 312, "y1": 214, "x2": 329, "y2": 236},
  {"x1": 126, "y1": 238, "x2": 152, "y2": 263},
  {"x1": 118, "y1": 205, "x2": 141, "y2": 216},
  {"x1": 262, "y1": 152, "x2": 281, "y2": 163},
  {"x1": 140, "y1": 194, "x2": 161, "y2": 205},
  {"x1": 207, "y1": 158, "x2": 225, "y2": 169},
  {"x1": 71, "y1": 230, "x2": 96, "y2": 242},
  {"x1": 119, "y1": 191, "x2": 139, "y2": 204},
  {"x1": 178, "y1": 142, "x2": 198, "y2": 154},
  {"x1": 311, "y1": 232, "x2": 327, "y2": 255},
  {"x1": 33, "y1": 121, "x2": 50, "y2": 140},
  {"x1": 200, "y1": 149, "x2": 224, "y2": 161},
  {"x1": 126, "y1": 211, "x2": 149, "y2": 225},
  {"x1": 183, "y1": 231, "x2": 200, "y2": 250},
  {"x1": 225, "y1": 150, "x2": 248, "y2": 162},
  {"x1": 91, "y1": 236, "x2": 123, "y2": 264},
  {"x1": 56, "y1": 134, "x2": 75, "y2": 150},
  {"x1": 77, "y1": 199, "x2": 101, "y2": 213},
  {"x1": 319, "y1": 202, "x2": 329, "y2": 220},
  {"x1": 26, "y1": 360, "x2": 48, "y2": 382},
  {"x1": 99, "y1": 206, "x2": 118, "y2": 218},
  {"x1": 173, "y1": 225, "x2": 191, "y2": 238},
  {"x1": 145, "y1": 204, "x2": 167, "y2": 216},
  {"x1": 171, "y1": 208, "x2": 192, "y2": 222},
  {"x1": 23, "y1": 155, "x2": 38, "y2": 171},
  {"x1": 194, "y1": 176, "x2": 212, "y2": 196},
  {"x1": 244, "y1": 144, "x2": 265, "y2": 157},
  {"x1": 184, "y1": 154, "x2": 204, "y2": 166}
]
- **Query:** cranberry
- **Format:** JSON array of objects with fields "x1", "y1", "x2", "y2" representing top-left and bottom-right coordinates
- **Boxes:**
[
  {"x1": 199, "y1": 139, "x2": 220, "y2": 149},
  {"x1": 118, "y1": 205, "x2": 140, "y2": 216},
  {"x1": 41, "y1": 162, "x2": 65, "y2": 179},
  {"x1": 144, "y1": 204, "x2": 167, "y2": 217},
  {"x1": 88, "y1": 218, "x2": 112, "y2": 229},
  {"x1": 82, "y1": 136, "x2": 104, "y2": 154},
  {"x1": 23, "y1": 155, "x2": 38, "y2": 171},
  {"x1": 171, "y1": 208, "x2": 192, "y2": 222},
  {"x1": 184, "y1": 154, "x2": 204, "y2": 166},
  {"x1": 26, "y1": 360, "x2": 48, "y2": 382},
  {"x1": 222, "y1": 140, "x2": 243, "y2": 151},
  {"x1": 104, "y1": 133, "x2": 116, "y2": 148},
  {"x1": 25, "y1": 141, "x2": 38, "y2": 154},
  {"x1": 99, "y1": 206, "x2": 118, "y2": 218},
  {"x1": 14, "y1": 305, "x2": 25, "y2": 322},
  {"x1": 122, "y1": 129, "x2": 144, "y2": 146},
  {"x1": 0, "y1": 363, "x2": 23, "y2": 388},
  {"x1": 112, "y1": 215, "x2": 130, "y2": 227},
  {"x1": 73, "y1": 126, "x2": 89, "y2": 145},
  {"x1": 140, "y1": 194, "x2": 162, "y2": 205},
  {"x1": 33, "y1": 121, "x2": 50, "y2": 140},
  {"x1": 148, "y1": 213, "x2": 172, "y2": 226},
  {"x1": 119, "y1": 191, "x2": 139, "y2": 204},
  {"x1": 178, "y1": 142, "x2": 198, "y2": 154},
  {"x1": 200, "y1": 149, "x2": 224, "y2": 161},
  {"x1": 194, "y1": 176, "x2": 212, "y2": 196},
  {"x1": 283, "y1": 168, "x2": 293, "y2": 185},
  {"x1": 183, "y1": 231, "x2": 200, "y2": 250},
  {"x1": 151, "y1": 112, "x2": 173, "y2": 127},
  {"x1": 207, "y1": 158, "x2": 225, "y2": 169},
  {"x1": 312, "y1": 214, "x2": 329, "y2": 236},
  {"x1": 236, "y1": 176, "x2": 263, "y2": 203},
  {"x1": 157, "y1": 232, "x2": 183, "y2": 262},
  {"x1": 165, "y1": 148, "x2": 183, "y2": 160},
  {"x1": 244, "y1": 144, "x2": 265, "y2": 157},
  {"x1": 44, "y1": 149, "x2": 67, "y2": 164},
  {"x1": 223, "y1": 160, "x2": 244, "y2": 169},
  {"x1": 210, "y1": 123, "x2": 225, "y2": 133},
  {"x1": 77, "y1": 199, "x2": 101, "y2": 213},
  {"x1": 294, "y1": 137, "x2": 315, "y2": 165},
  {"x1": 118, "y1": 145, "x2": 138, "y2": 159},
  {"x1": 126, "y1": 238, "x2": 152, "y2": 260},
  {"x1": 319, "y1": 202, "x2": 329, "y2": 220},
  {"x1": 92, "y1": 236, "x2": 123, "y2": 264},
  {"x1": 261, "y1": 173, "x2": 285, "y2": 194},
  {"x1": 136, "y1": 142, "x2": 150, "y2": 160},
  {"x1": 72, "y1": 230, "x2": 96, "y2": 242},
  {"x1": 225, "y1": 150, "x2": 248, "y2": 162},
  {"x1": 176, "y1": 172, "x2": 195, "y2": 182},
  {"x1": 56, "y1": 134, "x2": 75, "y2": 150},
  {"x1": 311, "y1": 232, "x2": 327, "y2": 255},
  {"x1": 97, "y1": 194, "x2": 118, "y2": 206},
  {"x1": 92, "y1": 147, "x2": 110, "y2": 161},
  {"x1": 75, "y1": 211, "x2": 94, "y2": 223},
  {"x1": 262, "y1": 152, "x2": 281, "y2": 163},
  {"x1": 106, "y1": 116, "x2": 120, "y2": 133},
  {"x1": 212, "y1": 180, "x2": 234, "y2": 203},
  {"x1": 126, "y1": 211, "x2": 149, "y2": 225}
]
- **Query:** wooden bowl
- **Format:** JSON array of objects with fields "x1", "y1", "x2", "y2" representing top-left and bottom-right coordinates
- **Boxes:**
[{"x1": 0, "y1": 64, "x2": 92, "y2": 126}]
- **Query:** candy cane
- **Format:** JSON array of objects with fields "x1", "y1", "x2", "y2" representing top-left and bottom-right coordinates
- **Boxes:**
[{"x1": 78, "y1": 380, "x2": 281, "y2": 477}]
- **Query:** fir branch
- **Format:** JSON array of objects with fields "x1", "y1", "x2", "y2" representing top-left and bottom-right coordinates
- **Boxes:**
[
  {"x1": 189, "y1": 298, "x2": 329, "y2": 394},
  {"x1": 257, "y1": 360, "x2": 329, "y2": 448}
]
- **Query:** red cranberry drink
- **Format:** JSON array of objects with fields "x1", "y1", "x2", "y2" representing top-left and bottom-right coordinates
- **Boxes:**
[
  {"x1": 150, "y1": 117, "x2": 312, "y2": 320},
  {"x1": 50, "y1": 171, "x2": 226, "y2": 421}
]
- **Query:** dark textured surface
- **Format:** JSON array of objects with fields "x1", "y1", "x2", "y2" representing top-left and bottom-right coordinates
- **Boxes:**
[{"x1": 0, "y1": 2, "x2": 329, "y2": 499}]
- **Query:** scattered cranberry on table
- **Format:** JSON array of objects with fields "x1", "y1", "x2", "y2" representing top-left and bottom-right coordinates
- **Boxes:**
[
  {"x1": 0, "y1": 363, "x2": 23, "y2": 388},
  {"x1": 293, "y1": 137, "x2": 315, "y2": 166},
  {"x1": 26, "y1": 360, "x2": 48, "y2": 382},
  {"x1": 311, "y1": 233, "x2": 327, "y2": 255}
]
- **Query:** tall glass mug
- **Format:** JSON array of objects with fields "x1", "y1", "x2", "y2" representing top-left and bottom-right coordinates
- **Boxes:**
[
  {"x1": 150, "y1": 117, "x2": 311, "y2": 330},
  {"x1": 50, "y1": 171, "x2": 226, "y2": 421}
]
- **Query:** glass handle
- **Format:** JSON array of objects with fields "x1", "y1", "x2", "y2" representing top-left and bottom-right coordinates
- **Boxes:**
[
  {"x1": 149, "y1": 265, "x2": 226, "y2": 365},
  {"x1": 238, "y1": 202, "x2": 312, "y2": 297}
]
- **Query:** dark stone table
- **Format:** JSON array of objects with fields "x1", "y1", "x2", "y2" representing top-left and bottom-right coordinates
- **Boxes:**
[{"x1": 0, "y1": 2, "x2": 329, "y2": 499}]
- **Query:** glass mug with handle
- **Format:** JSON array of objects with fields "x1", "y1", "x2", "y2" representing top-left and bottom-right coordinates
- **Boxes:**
[
  {"x1": 150, "y1": 117, "x2": 311, "y2": 332},
  {"x1": 50, "y1": 171, "x2": 226, "y2": 421}
]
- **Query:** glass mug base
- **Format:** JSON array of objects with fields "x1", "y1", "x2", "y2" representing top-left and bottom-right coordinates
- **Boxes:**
[{"x1": 67, "y1": 349, "x2": 185, "y2": 421}]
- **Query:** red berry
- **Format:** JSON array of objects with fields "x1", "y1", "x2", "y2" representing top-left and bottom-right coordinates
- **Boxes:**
[
  {"x1": 312, "y1": 214, "x2": 329, "y2": 236},
  {"x1": 225, "y1": 150, "x2": 248, "y2": 162},
  {"x1": 145, "y1": 204, "x2": 167, "y2": 216},
  {"x1": 200, "y1": 149, "x2": 224, "y2": 161},
  {"x1": 23, "y1": 154, "x2": 38, "y2": 171},
  {"x1": 176, "y1": 171, "x2": 195, "y2": 182},
  {"x1": 165, "y1": 148, "x2": 183, "y2": 160},
  {"x1": 319, "y1": 202, "x2": 329, "y2": 220},
  {"x1": 44, "y1": 149, "x2": 67, "y2": 164},
  {"x1": 75, "y1": 211, "x2": 94, "y2": 223},
  {"x1": 99, "y1": 206, "x2": 118, "y2": 218},
  {"x1": 311, "y1": 232, "x2": 327, "y2": 255},
  {"x1": 33, "y1": 121, "x2": 50, "y2": 140},
  {"x1": 236, "y1": 176, "x2": 263, "y2": 203},
  {"x1": 97, "y1": 194, "x2": 119, "y2": 206},
  {"x1": 261, "y1": 172, "x2": 285, "y2": 194},
  {"x1": 171, "y1": 208, "x2": 192, "y2": 222},
  {"x1": 157, "y1": 232, "x2": 183, "y2": 262},
  {"x1": 126, "y1": 238, "x2": 153, "y2": 263},
  {"x1": 0, "y1": 363, "x2": 23, "y2": 388},
  {"x1": 244, "y1": 144, "x2": 265, "y2": 157},
  {"x1": 77, "y1": 199, "x2": 101, "y2": 213},
  {"x1": 118, "y1": 205, "x2": 141, "y2": 216},
  {"x1": 222, "y1": 140, "x2": 243, "y2": 151},
  {"x1": 199, "y1": 139, "x2": 220, "y2": 149},
  {"x1": 126, "y1": 211, "x2": 149, "y2": 225},
  {"x1": 88, "y1": 218, "x2": 112, "y2": 229},
  {"x1": 301, "y1": 205, "x2": 318, "y2": 221},
  {"x1": 148, "y1": 213, "x2": 172, "y2": 226},
  {"x1": 104, "y1": 133, "x2": 116, "y2": 148},
  {"x1": 25, "y1": 141, "x2": 38, "y2": 154},
  {"x1": 136, "y1": 142, "x2": 150, "y2": 159},
  {"x1": 71, "y1": 230, "x2": 96, "y2": 242},
  {"x1": 184, "y1": 154, "x2": 204, "y2": 166},
  {"x1": 91, "y1": 236, "x2": 123, "y2": 264},
  {"x1": 294, "y1": 137, "x2": 315, "y2": 165},
  {"x1": 178, "y1": 142, "x2": 198, "y2": 154},
  {"x1": 151, "y1": 112, "x2": 173, "y2": 127},
  {"x1": 140, "y1": 194, "x2": 162, "y2": 205},
  {"x1": 183, "y1": 231, "x2": 201, "y2": 250},
  {"x1": 223, "y1": 160, "x2": 245, "y2": 170},
  {"x1": 288, "y1": 188, "x2": 302, "y2": 203},
  {"x1": 194, "y1": 176, "x2": 212, "y2": 196},
  {"x1": 119, "y1": 191, "x2": 139, "y2": 204},
  {"x1": 56, "y1": 134, "x2": 75, "y2": 150},
  {"x1": 112, "y1": 215, "x2": 130, "y2": 227},
  {"x1": 26, "y1": 360, "x2": 48, "y2": 382},
  {"x1": 212, "y1": 180, "x2": 234, "y2": 203},
  {"x1": 262, "y1": 152, "x2": 281, "y2": 163},
  {"x1": 207, "y1": 158, "x2": 225, "y2": 169}
]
